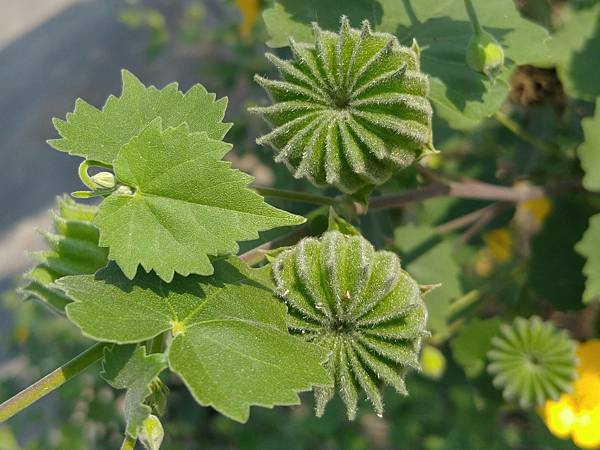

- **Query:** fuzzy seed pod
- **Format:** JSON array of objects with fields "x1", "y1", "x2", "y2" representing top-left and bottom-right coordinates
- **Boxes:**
[
  {"x1": 251, "y1": 17, "x2": 434, "y2": 194},
  {"x1": 272, "y1": 231, "x2": 429, "y2": 419},
  {"x1": 487, "y1": 316, "x2": 578, "y2": 409},
  {"x1": 466, "y1": 30, "x2": 505, "y2": 78}
]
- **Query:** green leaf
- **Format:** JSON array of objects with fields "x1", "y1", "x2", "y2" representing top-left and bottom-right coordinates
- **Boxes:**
[
  {"x1": 101, "y1": 345, "x2": 167, "y2": 438},
  {"x1": 450, "y1": 317, "x2": 502, "y2": 378},
  {"x1": 528, "y1": 199, "x2": 590, "y2": 310},
  {"x1": 95, "y1": 120, "x2": 304, "y2": 282},
  {"x1": 49, "y1": 70, "x2": 232, "y2": 164},
  {"x1": 576, "y1": 214, "x2": 600, "y2": 304},
  {"x1": 262, "y1": 0, "x2": 550, "y2": 129},
  {"x1": 393, "y1": 224, "x2": 462, "y2": 333},
  {"x1": 540, "y1": 5, "x2": 600, "y2": 101},
  {"x1": 58, "y1": 258, "x2": 331, "y2": 423},
  {"x1": 578, "y1": 99, "x2": 600, "y2": 191},
  {"x1": 20, "y1": 196, "x2": 108, "y2": 312}
]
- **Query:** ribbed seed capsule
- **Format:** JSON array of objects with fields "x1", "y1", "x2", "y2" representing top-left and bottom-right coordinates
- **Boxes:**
[
  {"x1": 272, "y1": 231, "x2": 429, "y2": 419},
  {"x1": 251, "y1": 17, "x2": 434, "y2": 194},
  {"x1": 487, "y1": 316, "x2": 578, "y2": 409}
]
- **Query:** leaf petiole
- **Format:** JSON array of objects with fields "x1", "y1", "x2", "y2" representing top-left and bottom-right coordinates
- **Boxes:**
[
  {"x1": 77, "y1": 159, "x2": 115, "y2": 191},
  {"x1": 0, "y1": 342, "x2": 110, "y2": 423},
  {"x1": 254, "y1": 186, "x2": 339, "y2": 206}
]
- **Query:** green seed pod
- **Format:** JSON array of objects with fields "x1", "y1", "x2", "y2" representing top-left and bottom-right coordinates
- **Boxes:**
[
  {"x1": 91, "y1": 171, "x2": 116, "y2": 189},
  {"x1": 465, "y1": 30, "x2": 504, "y2": 78},
  {"x1": 272, "y1": 230, "x2": 429, "y2": 419},
  {"x1": 487, "y1": 316, "x2": 578, "y2": 409},
  {"x1": 251, "y1": 17, "x2": 434, "y2": 194}
]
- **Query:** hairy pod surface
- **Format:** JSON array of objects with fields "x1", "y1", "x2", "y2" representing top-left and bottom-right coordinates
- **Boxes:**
[
  {"x1": 487, "y1": 316, "x2": 578, "y2": 409},
  {"x1": 272, "y1": 231, "x2": 429, "y2": 419},
  {"x1": 252, "y1": 17, "x2": 434, "y2": 194}
]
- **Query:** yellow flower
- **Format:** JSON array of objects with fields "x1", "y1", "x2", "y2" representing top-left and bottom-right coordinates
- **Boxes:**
[
  {"x1": 235, "y1": 0, "x2": 260, "y2": 38},
  {"x1": 541, "y1": 340, "x2": 600, "y2": 449},
  {"x1": 483, "y1": 228, "x2": 513, "y2": 263}
]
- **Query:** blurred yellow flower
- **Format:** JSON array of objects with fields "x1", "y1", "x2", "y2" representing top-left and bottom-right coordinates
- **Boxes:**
[
  {"x1": 483, "y1": 228, "x2": 513, "y2": 263},
  {"x1": 541, "y1": 340, "x2": 600, "y2": 449},
  {"x1": 235, "y1": 0, "x2": 260, "y2": 38},
  {"x1": 520, "y1": 197, "x2": 552, "y2": 226}
]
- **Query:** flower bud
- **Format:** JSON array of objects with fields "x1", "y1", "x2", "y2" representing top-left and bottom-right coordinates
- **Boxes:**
[
  {"x1": 91, "y1": 171, "x2": 116, "y2": 189},
  {"x1": 138, "y1": 415, "x2": 164, "y2": 450},
  {"x1": 466, "y1": 30, "x2": 504, "y2": 78}
]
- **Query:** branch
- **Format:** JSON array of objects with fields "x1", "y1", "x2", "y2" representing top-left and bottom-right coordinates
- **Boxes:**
[
  {"x1": 0, "y1": 342, "x2": 109, "y2": 423},
  {"x1": 435, "y1": 203, "x2": 507, "y2": 234},
  {"x1": 240, "y1": 222, "x2": 310, "y2": 265},
  {"x1": 369, "y1": 179, "x2": 581, "y2": 212},
  {"x1": 254, "y1": 186, "x2": 338, "y2": 206}
]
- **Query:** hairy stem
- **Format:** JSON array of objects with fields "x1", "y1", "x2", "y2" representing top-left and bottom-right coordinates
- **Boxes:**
[
  {"x1": 494, "y1": 111, "x2": 556, "y2": 154},
  {"x1": 464, "y1": 0, "x2": 482, "y2": 33},
  {"x1": 254, "y1": 186, "x2": 338, "y2": 206},
  {"x1": 240, "y1": 205, "x2": 328, "y2": 265},
  {"x1": 0, "y1": 342, "x2": 109, "y2": 423},
  {"x1": 120, "y1": 434, "x2": 137, "y2": 450}
]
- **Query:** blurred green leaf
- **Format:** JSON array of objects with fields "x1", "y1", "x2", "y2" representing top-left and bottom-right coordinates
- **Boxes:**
[
  {"x1": 393, "y1": 224, "x2": 462, "y2": 333},
  {"x1": 262, "y1": 0, "x2": 550, "y2": 129},
  {"x1": 541, "y1": 5, "x2": 600, "y2": 101},
  {"x1": 576, "y1": 214, "x2": 600, "y2": 304},
  {"x1": 450, "y1": 317, "x2": 502, "y2": 377},
  {"x1": 528, "y1": 199, "x2": 591, "y2": 310},
  {"x1": 578, "y1": 99, "x2": 600, "y2": 191}
]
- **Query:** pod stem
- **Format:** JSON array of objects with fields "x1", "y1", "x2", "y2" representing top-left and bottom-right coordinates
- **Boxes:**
[
  {"x1": 464, "y1": 0, "x2": 483, "y2": 34},
  {"x1": 120, "y1": 434, "x2": 137, "y2": 450}
]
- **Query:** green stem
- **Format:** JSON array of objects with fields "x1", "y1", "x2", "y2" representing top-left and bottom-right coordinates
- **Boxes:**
[
  {"x1": 239, "y1": 205, "x2": 328, "y2": 266},
  {"x1": 120, "y1": 435, "x2": 137, "y2": 450},
  {"x1": 494, "y1": 111, "x2": 555, "y2": 154},
  {"x1": 0, "y1": 342, "x2": 109, "y2": 423},
  {"x1": 464, "y1": 0, "x2": 482, "y2": 33},
  {"x1": 254, "y1": 186, "x2": 339, "y2": 206},
  {"x1": 448, "y1": 289, "x2": 482, "y2": 318}
]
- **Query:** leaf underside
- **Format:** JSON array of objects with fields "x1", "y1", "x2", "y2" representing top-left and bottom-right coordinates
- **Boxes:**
[
  {"x1": 58, "y1": 258, "x2": 331, "y2": 423},
  {"x1": 101, "y1": 345, "x2": 167, "y2": 438}
]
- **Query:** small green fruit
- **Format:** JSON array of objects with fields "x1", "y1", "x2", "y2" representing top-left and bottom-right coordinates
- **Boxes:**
[
  {"x1": 466, "y1": 30, "x2": 504, "y2": 77},
  {"x1": 252, "y1": 17, "x2": 435, "y2": 194},
  {"x1": 272, "y1": 230, "x2": 429, "y2": 419},
  {"x1": 420, "y1": 345, "x2": 446, "y2": 380}
]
